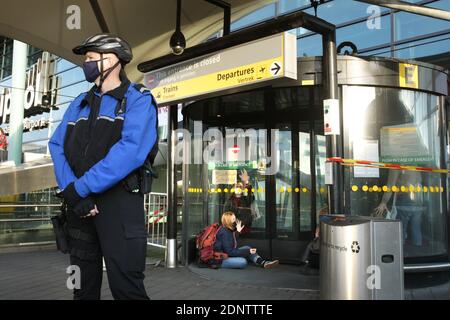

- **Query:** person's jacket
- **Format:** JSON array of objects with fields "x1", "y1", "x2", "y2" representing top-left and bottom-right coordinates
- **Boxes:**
[
  {"x1": 213, "y1": 226, "x2": 250, "y2": 258},
  {"x1": 48, "y1": 77, "x2": 157, "y2": 198},
  {"x1": 0, "y1": 130, "x2": 7, "y2": 150}
]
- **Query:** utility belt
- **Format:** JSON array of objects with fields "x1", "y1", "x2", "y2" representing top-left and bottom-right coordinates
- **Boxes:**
[{"x1": 122, "y1": 157, "x2": 158, "y2": 195}]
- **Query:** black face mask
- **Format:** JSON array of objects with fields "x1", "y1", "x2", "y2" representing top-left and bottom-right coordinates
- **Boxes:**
[
  {"x1": 82, "y1": 54, "x2": 120, "y2": 89},
  {"x1": 82, "y1": 58, "x2": 106, "y2": 83}
]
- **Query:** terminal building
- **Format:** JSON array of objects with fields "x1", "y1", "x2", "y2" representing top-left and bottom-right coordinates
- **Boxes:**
[{"x1": 0, "y1": 0, "x2": 449, "y2": 274}]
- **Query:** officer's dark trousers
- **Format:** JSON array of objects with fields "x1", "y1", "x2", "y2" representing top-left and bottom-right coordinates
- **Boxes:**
[{"x1": 67, "y1": 184, "x2": 149, "y2": 300}]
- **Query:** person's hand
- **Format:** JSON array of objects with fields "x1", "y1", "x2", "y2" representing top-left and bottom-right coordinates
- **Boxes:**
[
  {"x1": 315, "y1": 226, "x2": 320, "y2": 238},
  {"x1": 239, "y1": 169, "x2": 249, "y2": 185},
  {"x1": 82, "y1": 205, "x2": 100, "y2": 219},
  {"x1": 236, "y1": 219, "x2": 244, "y2": 233},
  {"x1": 73, "y1": 197, "x2": 98, "y2": 218},
  {"x1": 250, "y1": 248, "x2": 257, "y2": 254},
  {"x1": 374, "y1": 202, "x2": 388, "y2": 217}
]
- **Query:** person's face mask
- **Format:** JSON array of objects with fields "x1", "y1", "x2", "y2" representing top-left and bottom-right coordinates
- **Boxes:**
[
  {"x1": 234, "y1": 189, "x2": 242, "y2": 197},
  {"x1": 82, "y1": 58, "x2": 107, "y2": 83}
]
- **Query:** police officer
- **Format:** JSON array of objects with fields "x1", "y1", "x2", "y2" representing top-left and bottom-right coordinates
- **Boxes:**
[{"x1": 48, "y1": 34, "x2": 157, "y2": 300}]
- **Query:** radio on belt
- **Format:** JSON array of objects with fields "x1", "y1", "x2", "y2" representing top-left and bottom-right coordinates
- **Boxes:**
[{"x1": 323, "y1": 99, "x2": 340, "y2": 136}]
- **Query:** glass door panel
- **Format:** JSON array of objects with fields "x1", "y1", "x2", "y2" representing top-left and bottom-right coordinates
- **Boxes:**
[
  {"x1": 275, "y1": 127, "x2": 293, "y2": 236},
  {"x1": 299, "y1": 130, "x2": 312, "y2": 232},
  {"x1": 314, "y1": 133, "x2": 328, "y2": 233}
]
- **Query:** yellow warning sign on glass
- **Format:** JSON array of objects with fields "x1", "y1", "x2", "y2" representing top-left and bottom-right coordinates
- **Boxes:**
[{"x1": 399, "y1": 63, "x2": 419, "y2": 89}]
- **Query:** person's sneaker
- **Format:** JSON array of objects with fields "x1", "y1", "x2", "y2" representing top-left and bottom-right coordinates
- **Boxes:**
[{"x1": 263, "y1": 260, "x2": 279, "y2": 269}]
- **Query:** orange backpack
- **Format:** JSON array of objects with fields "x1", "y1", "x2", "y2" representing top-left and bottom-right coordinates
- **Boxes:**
[{"x1": 196, "y1": 223, "x2": 228, "y2": 268}]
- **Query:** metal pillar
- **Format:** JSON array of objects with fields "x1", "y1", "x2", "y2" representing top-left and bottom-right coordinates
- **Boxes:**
[
  {"x1": 181, "y1": 108, "x2": 190, "y2": 265},
  {"x1": 89, "y1": 0, "x2": 110, "y2": 32},
  {"x1": 166, "y1": 104, "x2": 178, "y2": 268},
  {"x1": 7, "y1": 40, "x2": 28, "y2": 166},
  {"x1": 323, "y1": 31, "x2": 343, "y2": 215}
]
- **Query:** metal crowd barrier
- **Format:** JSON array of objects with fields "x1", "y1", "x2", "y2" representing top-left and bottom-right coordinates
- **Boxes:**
[{"x1": 144, "y1": 192, "x2": 168, "y2": 248}]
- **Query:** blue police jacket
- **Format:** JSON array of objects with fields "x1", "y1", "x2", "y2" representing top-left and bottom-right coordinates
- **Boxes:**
[{"x1": 48, "y1": 78, "x2": 157, "y2": 198}]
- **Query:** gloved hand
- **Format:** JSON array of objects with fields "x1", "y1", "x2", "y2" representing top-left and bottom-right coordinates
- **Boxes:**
[
  {"x1": 61, "y1": 182, "x2": 82, "y2": 208},
  {"x1": 73, "y1": 196, "x2": 96, "y2": 218}
]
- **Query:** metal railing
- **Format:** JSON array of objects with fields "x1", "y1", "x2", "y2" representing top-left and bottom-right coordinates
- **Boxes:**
[
  {"x1": 0, "y1": 203, "x2": 58, "y2": 246},
  {"x1": 0, "y1": 204, "x2": 59, "y2": 223},
  {"x1": 0, "y1": 204, "x2": 60, "y2": 208},
  {"x1": 1, "y1": 193, "x2": 177, "y2": 250},
  {"x1": 144, "y1": 192, "x2": 168, "y2": 248}
]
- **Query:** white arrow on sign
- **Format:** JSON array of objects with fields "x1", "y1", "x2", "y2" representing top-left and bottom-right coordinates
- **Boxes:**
[{"x1": 270, "y1": 61, "x2": 282, "y2": 76}]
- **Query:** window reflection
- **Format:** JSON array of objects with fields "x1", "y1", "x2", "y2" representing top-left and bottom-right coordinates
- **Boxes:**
[{"x1": 344, "y1": 85, "x2": 447, "y2": 258}]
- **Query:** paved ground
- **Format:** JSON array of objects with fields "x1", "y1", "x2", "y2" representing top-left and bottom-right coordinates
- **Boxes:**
[
  {"x1": 0, "y1": 249, "x2": 449, "y2": 300},
  {"x1": 0, "y1": 249, "x2": 318, "y2": 300}
]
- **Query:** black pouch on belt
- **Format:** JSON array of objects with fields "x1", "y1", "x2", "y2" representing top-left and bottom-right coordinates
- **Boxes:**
[
  {"x1": 139, "y1": 159, "x2": 158, "y2": 195},
  {"x1": 122, "y1": 170, "x2": 141, "y2": 193},
  {"x1": 51, "y1": 197, "x2": 71, "y2": 254}
]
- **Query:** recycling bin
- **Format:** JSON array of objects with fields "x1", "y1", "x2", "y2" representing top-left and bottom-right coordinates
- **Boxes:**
[{"x1": 320, "y1": 215, "x2": 404, "y2": 300}]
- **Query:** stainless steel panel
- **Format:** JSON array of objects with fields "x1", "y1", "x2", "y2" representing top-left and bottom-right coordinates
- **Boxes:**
[
  {"x1": 0, "y1": 156, "x2": 56, "y2": 196},
  {"x1": 292, "y1": 56, "x2": 448, "y2": 96},
  {"x1": 372, "y1": 220, "x2": 404, "y2": 300},
  {"x1": 320, "y1": 216, "x2": 372, "y2": 300},
  {"x1": 320, "y1": 215, "x2": 404, "y2": 300}
]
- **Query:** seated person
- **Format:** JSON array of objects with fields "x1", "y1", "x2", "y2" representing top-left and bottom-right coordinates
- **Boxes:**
[{"x1": 214, "y1": 211, "x2": 279, "y2": 269}]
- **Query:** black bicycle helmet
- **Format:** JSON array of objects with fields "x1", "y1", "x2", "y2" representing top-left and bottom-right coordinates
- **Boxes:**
[{"x1": 73, "y1": 33, "x2": 133, "y2": 64}]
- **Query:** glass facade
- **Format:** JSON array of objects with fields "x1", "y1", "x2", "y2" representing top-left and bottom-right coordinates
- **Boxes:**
[
  {"x1": 183, "y1": 67, "x2": 448, "y2": 263},
  {"x1": 227, "y1": 0, "x2": 450, "y2": 60},
  {"x1": 394, "y1": 1, "x2": 450, "y2": 42},
  {"x1": 0, "y1": 38, "x2": 13, "y2": 79}
]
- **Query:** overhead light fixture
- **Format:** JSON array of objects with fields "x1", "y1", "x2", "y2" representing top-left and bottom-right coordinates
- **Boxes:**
[{"x1": 170, "y1": 0, "x2": 186, "y2": 55}]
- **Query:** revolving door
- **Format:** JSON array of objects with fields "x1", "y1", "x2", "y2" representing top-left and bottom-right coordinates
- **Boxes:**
[{"x1": 183, "y1": 86, "x2": 327, "y2": 263}]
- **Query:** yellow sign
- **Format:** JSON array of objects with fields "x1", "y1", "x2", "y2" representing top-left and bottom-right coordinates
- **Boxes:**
[
  {"x1": 301, "y1": 79, "x2": 315, "y2": 86},
  {"x1": 151, "y1": 57, "x2": 283, "y2": 104},
  {"x1": 144, "y1": 32, "x2": 297, "y2": 105},
  {"x1": 399, "y1": 63, "x2": 418, "y2": 89},
  {"x1": 212, "y1": 170, "x2": 237, "y2": 185}
]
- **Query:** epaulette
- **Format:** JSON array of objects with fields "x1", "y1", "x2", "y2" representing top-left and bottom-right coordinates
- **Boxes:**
[{"x1": 133, "y1": 83, "x2": 152, "y2": 95}]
